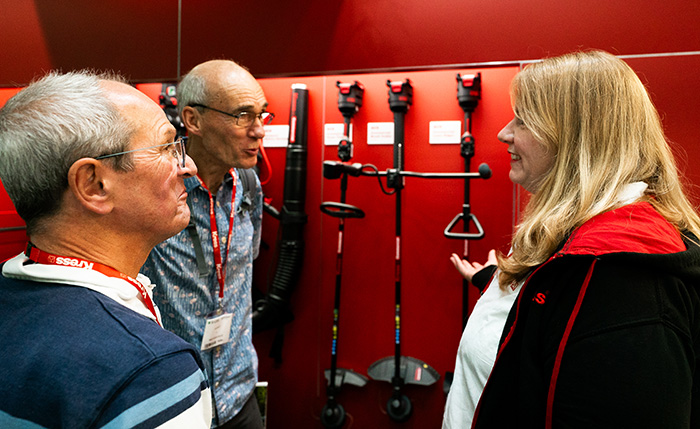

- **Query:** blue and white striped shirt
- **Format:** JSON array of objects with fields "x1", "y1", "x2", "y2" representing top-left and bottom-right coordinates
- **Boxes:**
[{"x1": 0, "y1": 256, "x2": 212, "y2": 428}]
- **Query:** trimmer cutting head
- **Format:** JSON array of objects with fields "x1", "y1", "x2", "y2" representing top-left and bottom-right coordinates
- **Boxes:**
[{"x1": 367, "y1": 355, "x2": 440, "y2": 386}]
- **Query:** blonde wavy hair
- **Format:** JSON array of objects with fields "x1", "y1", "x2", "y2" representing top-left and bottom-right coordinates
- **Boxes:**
[{"x1": 499, "y1": 50, "x2": 700, "y2": 287}]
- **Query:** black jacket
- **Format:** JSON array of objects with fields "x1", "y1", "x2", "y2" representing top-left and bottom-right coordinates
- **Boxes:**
[{"x1": 473, "y1": 202, "x2": 700, "y2": 428}]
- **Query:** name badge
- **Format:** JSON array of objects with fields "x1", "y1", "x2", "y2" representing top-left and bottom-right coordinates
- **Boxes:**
[{"x1": 201, "y1": 312, "x2": 233, "y2": 351}]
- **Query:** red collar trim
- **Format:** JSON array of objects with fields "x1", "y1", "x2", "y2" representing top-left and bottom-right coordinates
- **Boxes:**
[{"x1": 559, "y1": 202, "x2": 684, "y2": 256}]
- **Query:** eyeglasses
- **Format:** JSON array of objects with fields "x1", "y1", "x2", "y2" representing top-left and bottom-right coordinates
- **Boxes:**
[
  {"x1": 95, "y1": 136, "x2": 188, "y2": 168},
  {"x1": 189, "y1": 104, "x2": 274, "y2": 127}
]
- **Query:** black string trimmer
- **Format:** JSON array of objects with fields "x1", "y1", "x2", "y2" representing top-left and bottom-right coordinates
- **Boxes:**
[
  {"x1": 367, "y1": 79, "x2": 440, "y2": 423},
  {"x1": 319, "y1": 81, "x2": 368, "y2": 429},
  {"x1": 444, "y1": 73, "x2": 485, "y2": 328}
]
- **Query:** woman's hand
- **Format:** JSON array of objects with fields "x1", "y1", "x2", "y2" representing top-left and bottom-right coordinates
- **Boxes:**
[{"x1": 450, "y1": 249, "x2": 498, "y2": 282}]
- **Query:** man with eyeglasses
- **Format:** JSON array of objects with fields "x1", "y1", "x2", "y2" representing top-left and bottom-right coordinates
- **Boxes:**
[
  {"x1": 141, "y1": 59, "x2": 270, "y2": 429},
  {"x1": 0, "y1": 71, "x2": 212, "y2": 427}
]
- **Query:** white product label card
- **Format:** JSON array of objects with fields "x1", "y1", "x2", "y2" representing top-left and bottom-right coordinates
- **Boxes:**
[
  {"x1": 429, "y1": 120, "x2": 462, "y2": 144},
  {"x1": 366, "y1": 122, "x2": 394, "y2": 145},
  {"x1": 263, "y1": 125, "x2": 290, "y2": 148},
  {"x1": 324, "y1": 123, "x2": 354, "y2": 146}
]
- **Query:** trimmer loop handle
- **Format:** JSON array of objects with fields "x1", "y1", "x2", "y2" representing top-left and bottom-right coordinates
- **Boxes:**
[
  {"x1": 320, "y1": 202, "x2": 365, "y2": 219},
  {"x1": 444, "y1": 212, "x2": 485, "y2": 240}
]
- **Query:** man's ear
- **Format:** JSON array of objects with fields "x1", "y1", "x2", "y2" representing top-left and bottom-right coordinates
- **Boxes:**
[
  {"x1": 67, "y1": 158, "x2": 114, "y2": 215},
  {"x1": 181, "y1": 106, "x2": 202, "y2": 137}
]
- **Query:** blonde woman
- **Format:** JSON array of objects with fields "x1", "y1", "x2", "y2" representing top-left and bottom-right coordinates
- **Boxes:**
[{"x1": 444, "y1": 50, "x2": 700, "y2": 428}]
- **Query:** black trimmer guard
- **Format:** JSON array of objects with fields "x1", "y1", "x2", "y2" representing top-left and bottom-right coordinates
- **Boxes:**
[
  {"x1": 367, "y1": 356, "x2": 440, "y2": 386},
  {"x1": 324, "y1": 368, "x2": 368, "y2": 388}
]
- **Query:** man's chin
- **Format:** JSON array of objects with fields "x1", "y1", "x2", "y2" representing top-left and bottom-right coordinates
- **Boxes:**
[
  {"x1": 169, "y1": 209, "x2": 191, "y2": 236},
  {"x1": 237, "y1": 153, "x2": 258, "y2": 170}
]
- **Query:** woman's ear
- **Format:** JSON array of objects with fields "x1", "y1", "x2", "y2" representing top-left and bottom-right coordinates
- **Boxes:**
[
  {"x1": 181, "y1": 106, "x2": 202, "y2": 137},
  {"x1": 67, "y1": 158, "x2": 114, "y2": 215}
]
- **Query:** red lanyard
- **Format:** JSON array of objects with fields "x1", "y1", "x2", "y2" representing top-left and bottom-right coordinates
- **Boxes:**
[
  {"x1": 196, "y1": 169, "x2": 237, "y2": 301},
  {"x1": 24, "y1": 243, "x2": 162, "y2": 326}
]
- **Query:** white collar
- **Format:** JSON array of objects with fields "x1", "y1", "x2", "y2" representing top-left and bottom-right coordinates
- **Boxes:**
[
  {"x1": 617, "y1": 181, "x2": 648, "y2": 205},
  {"x1": 2, "y1": 253, "x2": 160, "y2": 323}
]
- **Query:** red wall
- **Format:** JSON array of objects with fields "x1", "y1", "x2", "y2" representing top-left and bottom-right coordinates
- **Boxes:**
[
  {"x1": 0, "y1": 87, "x2": 27, "y2": 262},
  {"x1": 2, "y1": 1, "x2": 700, "y2": 428},
  {"x1": 0, "y1": 185, "x2": 26, "y2": 263},
  {"x1": 1, "y1": 0, "x2": 699, "y2": 84},
  {"x1": 178, "y1": 1, "x2": 700, "y2": 77}
]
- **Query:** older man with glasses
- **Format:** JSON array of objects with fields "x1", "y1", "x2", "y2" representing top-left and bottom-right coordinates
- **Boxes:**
[
  {"x1": 0, "y1": 71, "x2": 211, "y2": 427},
  {"x1": 141, "y1": 59, "x2": 269, "y2": 429}
]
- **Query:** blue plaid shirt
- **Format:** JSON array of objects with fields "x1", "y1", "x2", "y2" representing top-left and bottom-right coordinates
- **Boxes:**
[{"x1": 141, "y1": 169, "x2": 262, "y2": 427}]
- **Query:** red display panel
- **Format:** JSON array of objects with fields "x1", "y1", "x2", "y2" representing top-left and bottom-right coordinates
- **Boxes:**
[
  {"x1": 253, "y1": 66, "x2": 518, "y2": 428},
  {"x1": 0, "y1": 87, "x2": 27, "y2": 261}
]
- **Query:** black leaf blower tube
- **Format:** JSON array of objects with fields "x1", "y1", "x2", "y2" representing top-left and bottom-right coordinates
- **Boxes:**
[{"x1": 253, "y1": 84, "x2": 309, "y2": 333}]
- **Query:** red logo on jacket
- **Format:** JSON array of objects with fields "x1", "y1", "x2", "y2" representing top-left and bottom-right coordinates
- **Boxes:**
[{"x1": 533, "y1": 292, "x2": 547, "y2": 305}]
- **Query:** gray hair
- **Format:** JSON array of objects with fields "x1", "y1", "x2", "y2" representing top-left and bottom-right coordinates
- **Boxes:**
[
  {"x1": 176, "y1": 71, "x2": 209, "y2": 115},
  {"x1": 0, "y1": 71, "x2": 133, "y2": 233}
]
